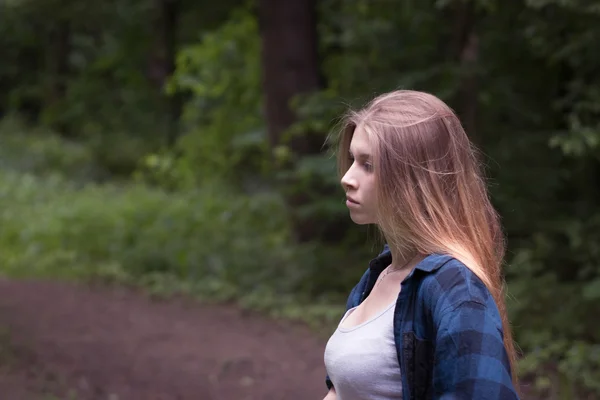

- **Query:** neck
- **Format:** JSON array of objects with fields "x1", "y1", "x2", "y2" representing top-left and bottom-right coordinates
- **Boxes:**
[{"x1": 387, "y1": 242, "x2": 419, "y2": 271}]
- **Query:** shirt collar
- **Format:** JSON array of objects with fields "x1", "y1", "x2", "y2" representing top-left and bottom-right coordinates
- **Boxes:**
[{"x1": 369, "y1": 244, "x2": 451, "y2": 274}]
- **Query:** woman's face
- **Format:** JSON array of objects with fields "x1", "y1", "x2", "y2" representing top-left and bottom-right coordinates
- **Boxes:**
[{"x1": 341, "y1": 126, "x2": 378, "y2": 225}]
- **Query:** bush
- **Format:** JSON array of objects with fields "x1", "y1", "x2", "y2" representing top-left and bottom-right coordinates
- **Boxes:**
[
  {"x1": 168, "y1": 8, "x2": 267, "y2": 186},
  {"x1": 0, "y1": 171, "x2": 272, "y2": 289},
  {"x1": 0, "y1": 116, "x2": 100, "y2": 181}
]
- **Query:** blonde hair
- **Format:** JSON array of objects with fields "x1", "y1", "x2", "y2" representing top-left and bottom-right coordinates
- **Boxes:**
[{"x1": 336, "y1": 90, "x2": 518, "y2": 384}]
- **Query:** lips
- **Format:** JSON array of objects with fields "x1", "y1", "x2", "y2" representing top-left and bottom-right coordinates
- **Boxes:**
[{"x1": 346, "y1": 196, "x2": 359, "y2": 205}]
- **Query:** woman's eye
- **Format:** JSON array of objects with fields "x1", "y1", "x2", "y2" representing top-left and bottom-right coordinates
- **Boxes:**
[{"x1": 364, "y1": 162, "x2": 373, "y2": 172}]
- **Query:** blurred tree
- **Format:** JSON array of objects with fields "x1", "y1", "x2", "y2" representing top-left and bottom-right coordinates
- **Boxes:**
[
  {"x1": 150, "y1": 0, "x2": 182, "y2": 146},
  {"x1": 447, "y1": 0, "x2": 479, "y2": 139},
  {"x1": 257, "y1": 0, "x2": 331, "y2": 242},
  {"x1": 257, "y1": 0, "x2": 323, "y2": 154},
  {"x1": 0, "y1": 0, "x2": 599, "y2": 394}
]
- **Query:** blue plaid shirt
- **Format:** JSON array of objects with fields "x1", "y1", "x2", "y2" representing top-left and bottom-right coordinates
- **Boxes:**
[{"x1": 326, "y1": 246, "x2": 520, "y2": 399}]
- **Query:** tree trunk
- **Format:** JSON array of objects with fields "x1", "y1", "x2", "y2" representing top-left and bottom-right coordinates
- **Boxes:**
[
  {"x1": 258, "y1": 0, "x2": 326, "y2": 242},
  {"x1": 449, "y1": 1, "x2": 479, "y2": 141},
  {"x1": 162, "y1": 0, "x2": 182, "y2": 146},
  {"x1": 257, "y1": 0, "x2": 322, "y2": 152},
  {"x1": 458, "y1": 30, "x2": 479, "y2": 140},
  {"x1": 150, "y1": 0, "x2": 181, "y2": 146},
  {"x1": 45, "y1": 21, "x2": 70, "y2": 135}
]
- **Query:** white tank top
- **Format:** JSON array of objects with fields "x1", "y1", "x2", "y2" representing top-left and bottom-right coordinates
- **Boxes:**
[{"x1": 324, "y1": 302, "x2": 403, "y2": 400}]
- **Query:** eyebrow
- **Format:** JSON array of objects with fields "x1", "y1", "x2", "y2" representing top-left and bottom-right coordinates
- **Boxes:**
[{"x1": 349, "y1": 149, "x2": 372, "y2": 160}]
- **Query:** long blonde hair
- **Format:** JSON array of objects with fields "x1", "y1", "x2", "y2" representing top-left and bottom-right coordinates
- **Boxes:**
[{"x1": 336, "y1": 90, "x2": 518, "y2": 384}]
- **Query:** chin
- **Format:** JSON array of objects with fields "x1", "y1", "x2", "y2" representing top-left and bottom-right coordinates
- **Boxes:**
[{"x1": 349, "y1": 213, "x2": 375, "y2": 225}]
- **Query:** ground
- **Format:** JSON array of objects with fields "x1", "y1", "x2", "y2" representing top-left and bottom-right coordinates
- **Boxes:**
[{"x1": 0, "y1": 279, "x2": 329, "y2": 400}]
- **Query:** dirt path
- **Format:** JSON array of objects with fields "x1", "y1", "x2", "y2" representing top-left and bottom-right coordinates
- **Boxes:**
[{"x1": 0, "y1": 279, "x2": 329, "y2": 400}]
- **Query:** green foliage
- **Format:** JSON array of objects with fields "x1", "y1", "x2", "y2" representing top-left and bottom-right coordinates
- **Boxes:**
[
  {"x1": 168, "y1": 7, "x2": 267, "y2": 185},
  {"x1": 0, "y1": 116, "x2": 100, "y2": 180},
  {"x1": 0, "y1": 170, "x2": 289, "y2": 290},
  {"x1": 1, "y1": 0, "x2": 600, "y2": 395},
  {"x1": 133, "y1": 151, "x2": 196, "y2": 190},
  {"x1": 0, "y1": 116, "x2": 156, "y2": 180},
  {"x1": 0, "y1": 167, "x2": 350, "y2": 330}
]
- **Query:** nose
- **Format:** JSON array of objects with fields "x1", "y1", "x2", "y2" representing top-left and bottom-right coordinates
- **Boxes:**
[{"x1": 341, "y1": 167, "x2": 357, "y2": 192}]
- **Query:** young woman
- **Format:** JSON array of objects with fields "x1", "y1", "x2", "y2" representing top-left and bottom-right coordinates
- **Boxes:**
[{"x1": 322, "y1": 90, "x2": 520, "y2": 400}]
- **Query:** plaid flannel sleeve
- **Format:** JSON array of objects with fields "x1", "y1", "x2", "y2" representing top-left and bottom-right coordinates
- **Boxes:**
[{"x1": 432, "y1": 300, "x2": 520, "y2": 400}]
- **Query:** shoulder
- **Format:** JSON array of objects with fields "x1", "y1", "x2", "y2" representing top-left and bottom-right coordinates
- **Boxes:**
[
  {"x1": 418, "y1": 255, "x2": 502, "y2": 329},
  {"x1": 419, "y1": 259, "x2": 517, "y2": 397}
]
